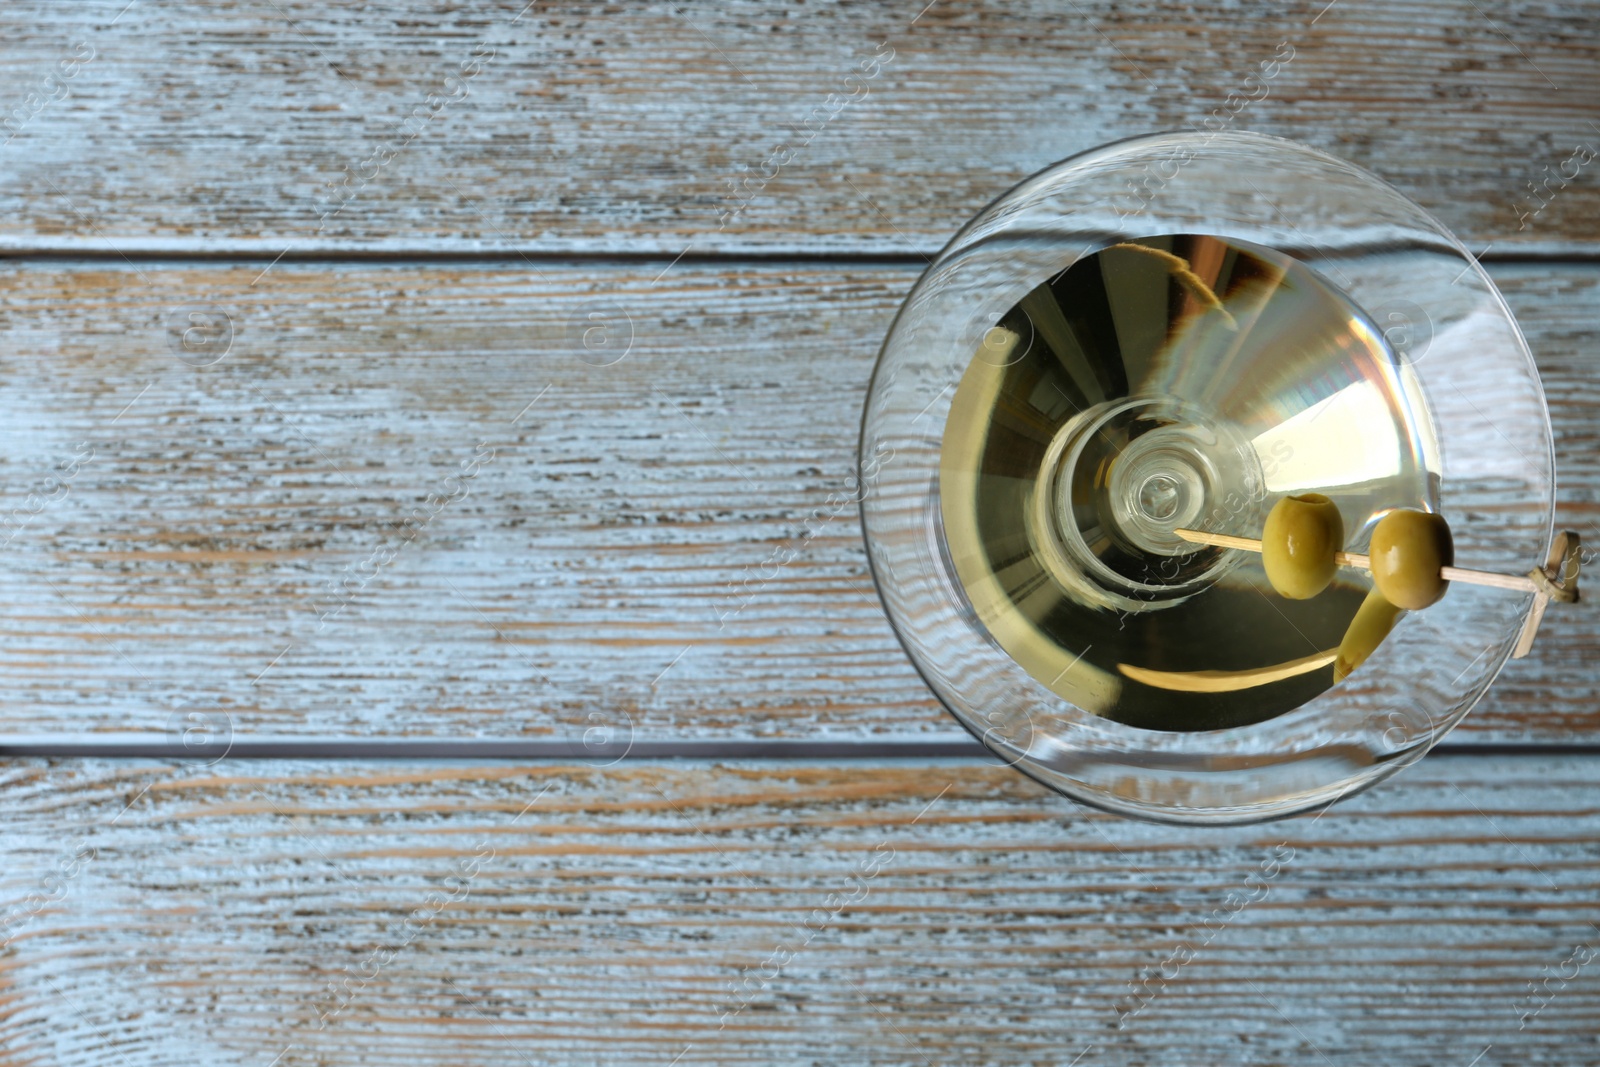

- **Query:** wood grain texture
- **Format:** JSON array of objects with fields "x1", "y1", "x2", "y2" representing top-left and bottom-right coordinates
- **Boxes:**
[
  {"x1": 0, "y1": 261, "x2": 1595, "y2": 744},
  {"x1": 1, "y1": 756, "x2": 1598, "y2": 1066},
  {"x1": 0, "y1": 0, "x2": 1597, "y2": 255}
]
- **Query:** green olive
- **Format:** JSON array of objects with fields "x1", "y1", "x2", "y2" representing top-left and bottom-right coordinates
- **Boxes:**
[
  {"x1": 1261, "y1": 493, "x2": 1344, "y2": 600},
  {"x1": 1334, "y1": 588, "x2": 1405, "y2": 683},
  {"x1": 1369, "y1": 509, "x2": 1453, "y2": 610}
]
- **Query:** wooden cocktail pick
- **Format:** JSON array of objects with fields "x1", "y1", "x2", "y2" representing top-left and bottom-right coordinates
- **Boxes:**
[{"x1": 1172, "y1": 527, "x2": 1581, "y2": 659}]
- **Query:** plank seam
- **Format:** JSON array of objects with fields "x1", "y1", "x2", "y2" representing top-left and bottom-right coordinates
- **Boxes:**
[
  {"x1": 0, "y1": 738, "x2": 1592, "y2": 760},
  {"x1": 2, "y1": 251, "x2": 1599, "y2": 267}
]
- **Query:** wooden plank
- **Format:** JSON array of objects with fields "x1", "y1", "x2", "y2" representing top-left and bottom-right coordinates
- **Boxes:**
[
  {"x1": 1, "y1": 756, "x2": 1598, "y2": 1065},
  {"x1": 0, "y1": 260, "x2": 918, "y2": 744},
  {"x1": 0, "y1": 261, "x2": 1595, "y2": 745},
  {"x1": 0, "y1": 0, "x2": 1597, "y2": 254}
]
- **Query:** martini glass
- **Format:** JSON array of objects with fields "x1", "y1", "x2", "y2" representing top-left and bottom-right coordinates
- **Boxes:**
[{"x1": 858, "y1": 132, "x2": 1555, "y2": 824}]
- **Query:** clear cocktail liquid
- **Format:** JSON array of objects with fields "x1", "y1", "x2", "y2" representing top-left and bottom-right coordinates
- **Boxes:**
[{"x1": 938, "y1": 235, "x2": 1438, "y2": 730}]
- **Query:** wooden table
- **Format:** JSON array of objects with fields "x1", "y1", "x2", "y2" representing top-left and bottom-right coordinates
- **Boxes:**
[{"x1": 1, "y1": 2, "x2": 1596, "y2": 1063}]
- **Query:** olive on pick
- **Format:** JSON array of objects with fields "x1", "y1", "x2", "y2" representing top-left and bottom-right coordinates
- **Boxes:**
[
  {"x1": 1262, "y1": 493, "x2": 1344, "y2": 600},
  {"x1": 1334, "y1": 588, "x2": 1405, "y2": 683},
  {"x1": 1369, "y1": 508, "x2": 1454, "y2": 610}
]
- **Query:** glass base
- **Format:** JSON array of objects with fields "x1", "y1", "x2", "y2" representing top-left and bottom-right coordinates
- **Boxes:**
[{"x1": 1029, "y1": 395, "x2": 1258, "y2": 614}]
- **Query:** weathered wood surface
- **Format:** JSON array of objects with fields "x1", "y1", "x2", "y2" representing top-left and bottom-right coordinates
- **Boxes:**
[
  {"x1": 2, "y1": 5, "x2": 1598, "y2": 1065},
  {"x1": 0, "y1": 261, "x2": 1595, "y2": 744},
  {"x1": 1, "y1": 756, "x2": 1597, "y2": 1066},
  {"x1": 0, "y1": 0, "x2": 1597, "y2": 255}
]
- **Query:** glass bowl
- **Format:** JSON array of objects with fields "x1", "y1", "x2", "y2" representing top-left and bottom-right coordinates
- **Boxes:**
[{"x1": 858, "y1": 131, "x2": 1554, "y2": 824}]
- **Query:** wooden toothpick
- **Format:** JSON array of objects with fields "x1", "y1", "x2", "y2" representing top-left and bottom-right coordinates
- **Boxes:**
[
  {"x1": 1173, "y1": 527, "x2": 1581, "y2": 660},
  {"x1": 1172, "y1": 528, "x2": 1537, "y2": 592}
]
